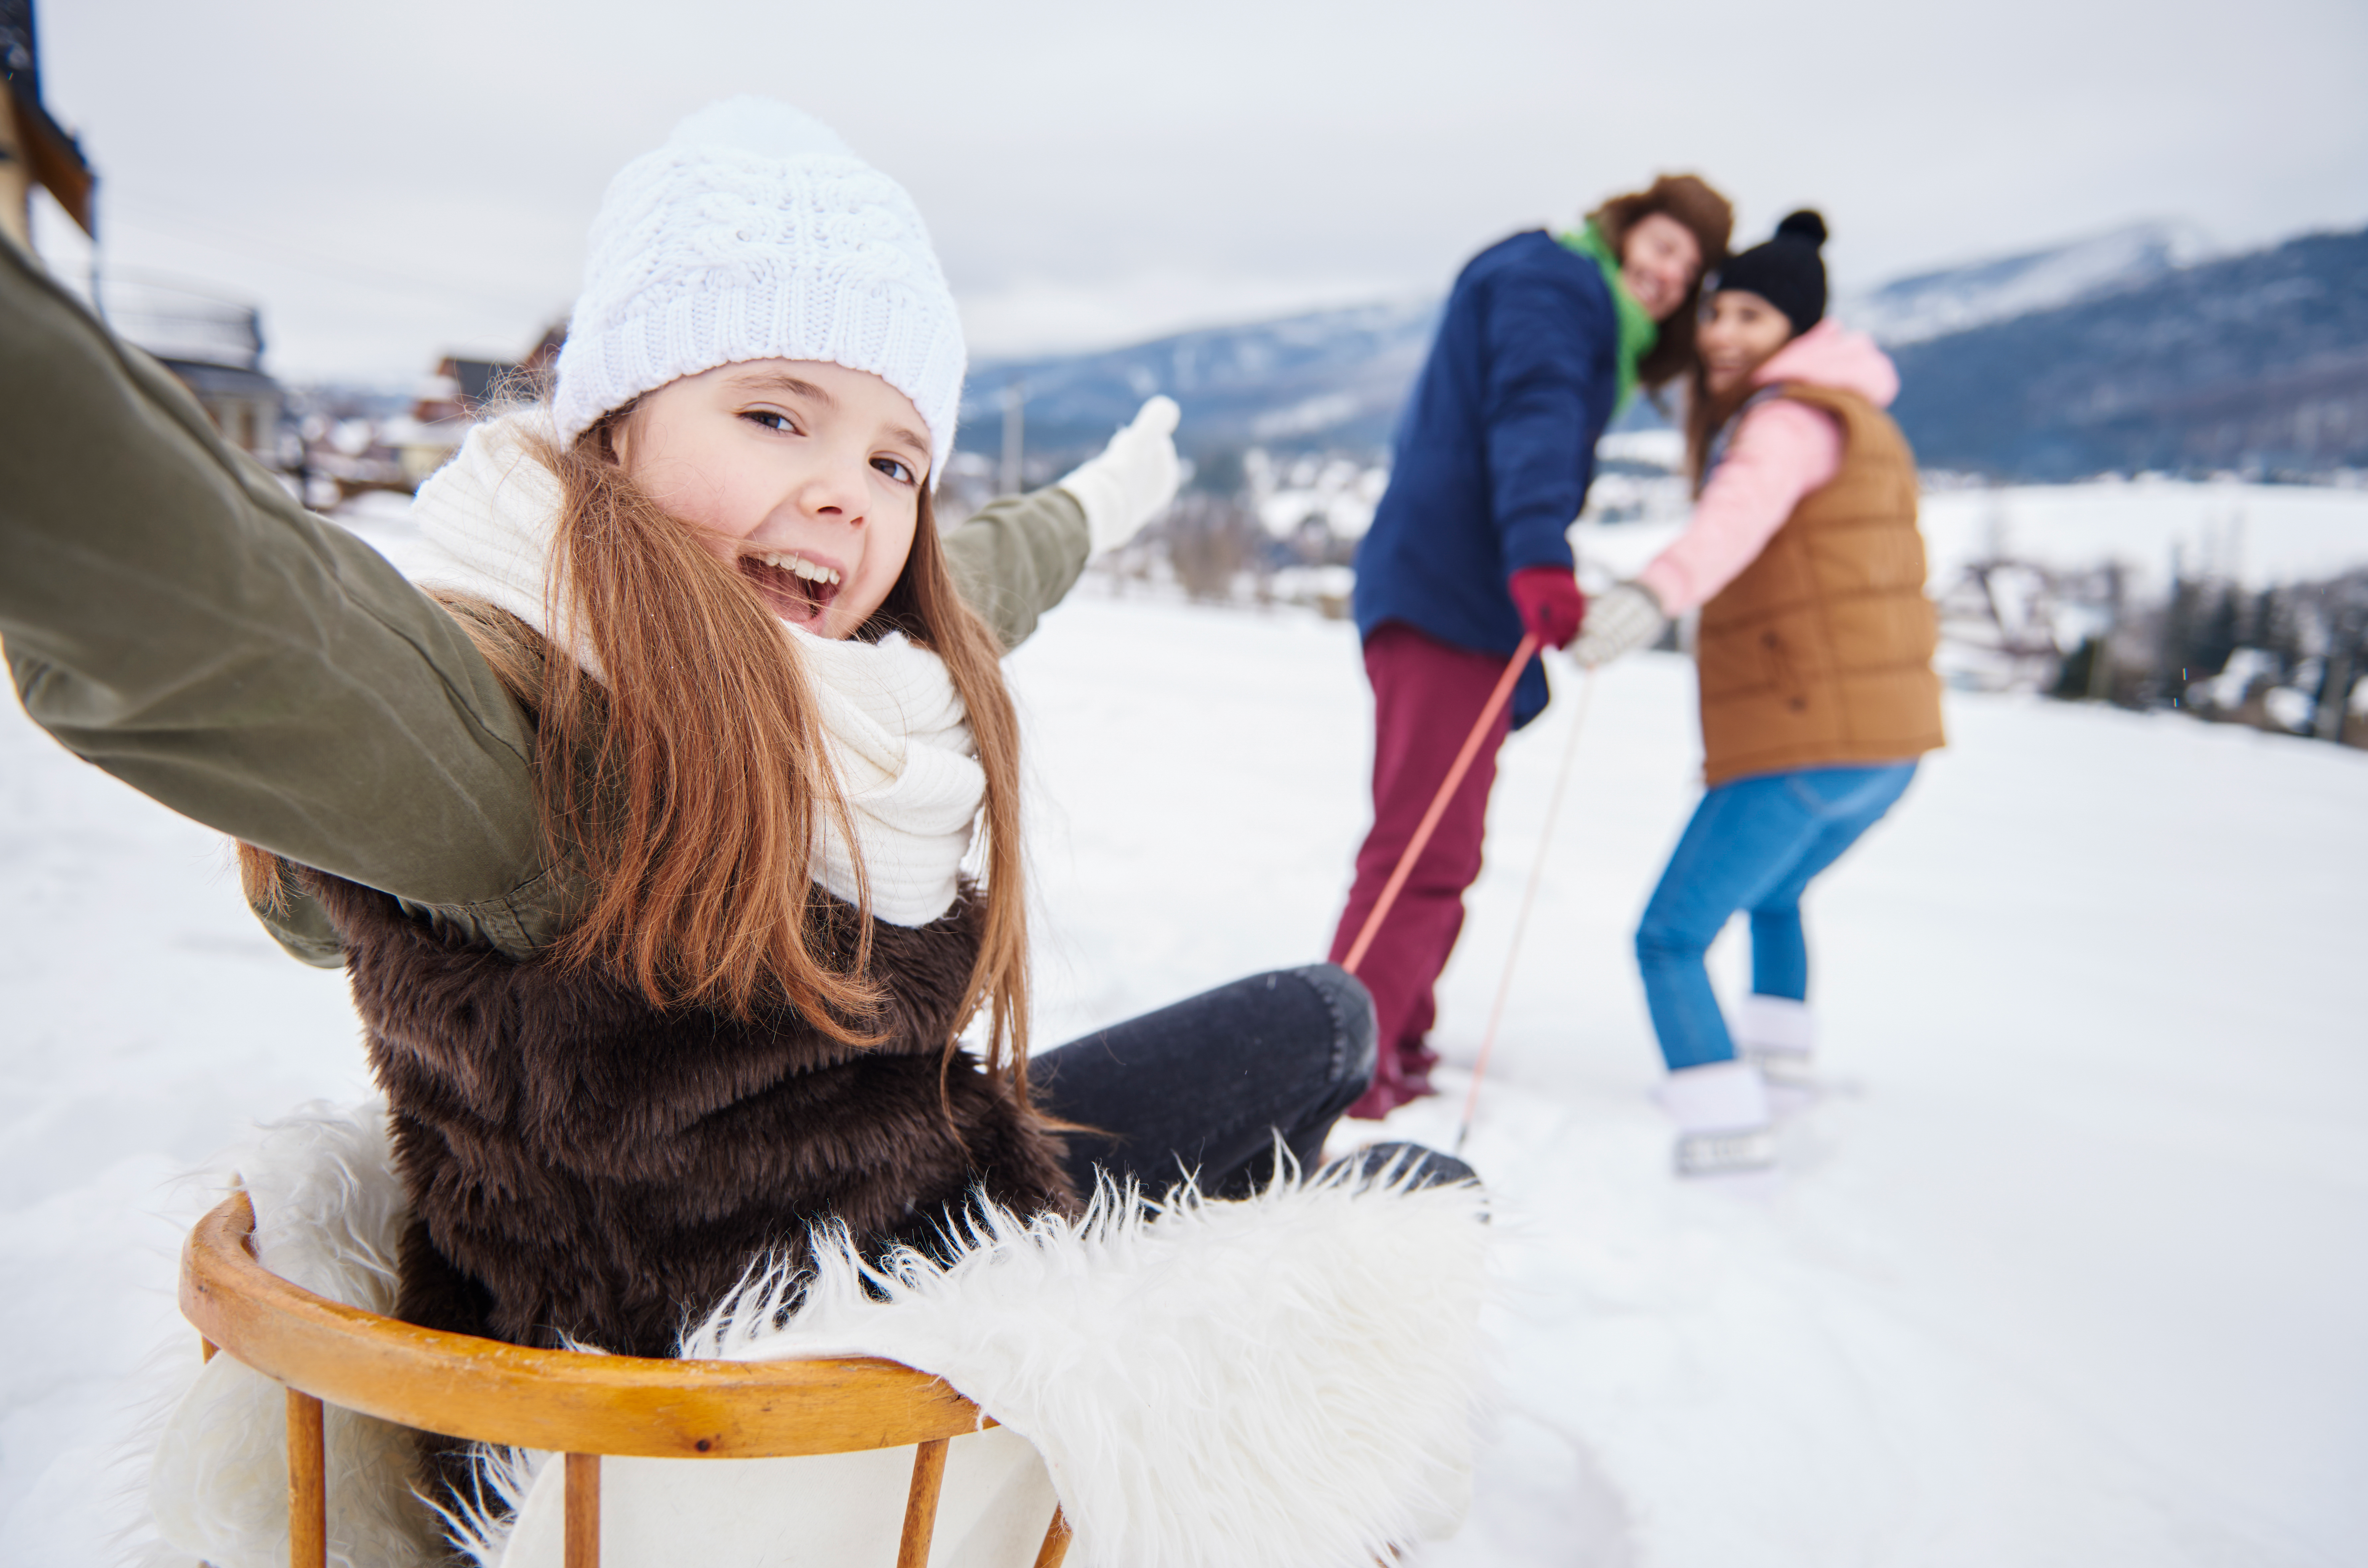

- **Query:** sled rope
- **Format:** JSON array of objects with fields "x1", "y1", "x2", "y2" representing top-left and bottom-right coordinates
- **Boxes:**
[
  {"x1": 1341, "y1": 633, "x2": 1541, "y2": 977},
  {"x1": 1456, "y1": 667, "x2": 1596, "y2": 1156}
]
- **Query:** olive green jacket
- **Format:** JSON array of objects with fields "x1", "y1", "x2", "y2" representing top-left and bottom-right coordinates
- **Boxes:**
[{"x1": 0, "y1": 235, "x2": 1090, "y2": 966}]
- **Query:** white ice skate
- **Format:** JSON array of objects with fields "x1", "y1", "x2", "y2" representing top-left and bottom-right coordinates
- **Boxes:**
[
  {"x1": 1658, "y1": 1059, "x2": 1777, "y2": 1178},
  {"x1": 1734, "y1": 994, "x2": 1816, "y2": 1107}
]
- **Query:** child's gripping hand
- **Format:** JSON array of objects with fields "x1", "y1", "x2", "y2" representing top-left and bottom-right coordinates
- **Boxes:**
[
  {"x1": 1507, "y1": 564, "x2": 1587, "y2": 649},
  {"x1": 1570, "y1": 582, "x2": 1668, "y2": 667},
  {"x1": 1057, "y1": 396, "x2": 1183, "y2": 555}
]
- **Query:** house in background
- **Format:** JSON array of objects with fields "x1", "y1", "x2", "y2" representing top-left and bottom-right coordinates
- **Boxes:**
[
  {"x1": 387, "y1": 323, "x2": 564, "y2": 485},
  {"x1": 103, "y1": 277, "x2": 287, "y2": 461},
  {"x1": 6, "y1": 2, "x2": 290, "y2": 465},
  {"x1": 1, "y1": 0, "x2": 92, "y2": 252}
]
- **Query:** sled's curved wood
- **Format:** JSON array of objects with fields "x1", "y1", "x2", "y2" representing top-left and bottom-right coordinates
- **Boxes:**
[
  {"x1": 183, "y1": 1189, "x2": 1072, "y2": 1568},
  {"x1": 180, "y1": 1190, "x2": 989, "y2": 1457}
]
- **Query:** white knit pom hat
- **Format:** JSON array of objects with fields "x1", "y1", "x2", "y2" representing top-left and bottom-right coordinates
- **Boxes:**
[{"x1": 551, "y1": 98, "x2": 966, "y2": 480}]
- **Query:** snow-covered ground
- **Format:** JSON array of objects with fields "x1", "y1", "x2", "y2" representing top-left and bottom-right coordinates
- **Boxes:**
[{"x1": 3, "y1": 590, "x2": 2362, "y2": 1565}]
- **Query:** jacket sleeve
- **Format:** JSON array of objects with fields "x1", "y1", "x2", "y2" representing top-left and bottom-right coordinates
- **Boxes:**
[
  {"x1": 0, "y1": 237, "x2": 563, "y2": 955},
  {"x1": 1636, "y1": 399, "x2": 1843, "y2": 616},
  {"x1": 1478, "y1": 268, "x2": 1615, "y2": 577},
  {"x1": 940, "y1": 485, "x2": 1091, "y2": 653}
]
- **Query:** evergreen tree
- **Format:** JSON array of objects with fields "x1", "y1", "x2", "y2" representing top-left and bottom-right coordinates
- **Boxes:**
[
  {"x1": 2160, "y1": 571, "x2": 2204, "y2": 699},
  {"x1": 2196, "y1": 586, "x2": 2241, "y2": 680}
]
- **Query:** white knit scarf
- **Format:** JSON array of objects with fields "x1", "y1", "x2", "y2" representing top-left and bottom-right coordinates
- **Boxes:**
[{"x1": 403, "y1": 413, "x2": 982, "y2": 927}]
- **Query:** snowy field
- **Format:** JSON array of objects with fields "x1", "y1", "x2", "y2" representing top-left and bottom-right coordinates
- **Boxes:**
[{"x1": 3, "y1": 587, "x2": 2363, "y2": 1565}]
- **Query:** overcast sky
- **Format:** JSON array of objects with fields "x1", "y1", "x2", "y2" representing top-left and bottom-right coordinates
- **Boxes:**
[{"x1": 26, "y1": 0, "x2": 2368, "y2": 384}]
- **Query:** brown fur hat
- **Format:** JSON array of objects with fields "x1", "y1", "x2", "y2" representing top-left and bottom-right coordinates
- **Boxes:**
[{"x1": 1587, "y1": 174, "x2": 1736, "y2": 391}]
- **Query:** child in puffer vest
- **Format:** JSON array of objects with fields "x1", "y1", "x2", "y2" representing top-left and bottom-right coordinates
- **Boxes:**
[
  {"x1": 1574, "y1": 211, "x2": 1946, "y2": 1178},
  {"x1": 2, "y1": 97, "x2": 1474, "y2": 1532}
]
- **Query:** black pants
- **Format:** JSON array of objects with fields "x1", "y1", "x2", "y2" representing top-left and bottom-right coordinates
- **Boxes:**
[{"x1": 1030, "y1": 963, "x2": 1474, "y2": 1200}]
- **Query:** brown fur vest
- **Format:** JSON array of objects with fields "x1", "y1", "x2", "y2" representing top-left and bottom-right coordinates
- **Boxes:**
[{"x1": 303, "y1": 870, "x2": 1079, "y2": 1361}]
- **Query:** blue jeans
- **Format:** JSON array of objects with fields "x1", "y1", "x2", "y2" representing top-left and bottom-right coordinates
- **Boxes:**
[{"x1": 1635, "y1": 764, "x2": 1918, "y2": 1071}]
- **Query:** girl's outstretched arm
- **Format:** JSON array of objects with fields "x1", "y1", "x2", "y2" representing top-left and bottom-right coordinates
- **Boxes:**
[
  {"x1": 0, "y1": 238, "x2": 562, "y2": 958},
  {"x1": 941, "y1": 393, "x2": 1180, "y2": 652},
  {"x1": 940, "y1": 485, "x2": 1091, "y2": 653}
]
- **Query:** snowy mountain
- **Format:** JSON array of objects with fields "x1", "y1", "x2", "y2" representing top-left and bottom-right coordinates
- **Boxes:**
[
  {"x1": 954, "y1": 224, "x2": 2223, "y2": 468},
  {"x1": 959, "y1": 219, "x2": 2365, "y2": 482},
  {"x1": 1839, "y1": 220, "x2": 2213, "y2": 346},
  {"x1": 1890, "y1": 224, "x2": 2368, "y2": 478},
  {"x1": 961, "y1": 298, "x2": 1440, "y2": 469}
]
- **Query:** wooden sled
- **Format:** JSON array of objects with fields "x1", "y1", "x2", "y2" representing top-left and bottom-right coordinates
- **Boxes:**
[{"x1": 180, "y1": 1191, "x2": 1071, "y2": 1568}]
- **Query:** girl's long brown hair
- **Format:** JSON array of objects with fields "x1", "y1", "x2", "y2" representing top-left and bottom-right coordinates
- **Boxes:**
[
  {"x1": 244, "y1": 412, "x2": 1033, "y2": 1092},
  {"x1": 543, "y1": 412, "x2": 1031, "y2": 1082}
]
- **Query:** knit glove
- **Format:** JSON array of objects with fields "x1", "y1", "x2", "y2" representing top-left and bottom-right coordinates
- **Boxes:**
[
  {"x1": 1571, "y1": 582, "x2": 1668, "y2": 668},
  {"x1": 1056, "y1": 395, "x2": 1182, "y2": 555},
  {"x1": 1507, "y1": 565, "x2": 1587, "y2": 649}
]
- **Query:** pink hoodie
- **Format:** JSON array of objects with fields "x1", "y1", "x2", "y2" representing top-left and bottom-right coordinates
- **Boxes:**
[{"x1": 1634, "y1": 319, "x2": 1902, "y2": 617}]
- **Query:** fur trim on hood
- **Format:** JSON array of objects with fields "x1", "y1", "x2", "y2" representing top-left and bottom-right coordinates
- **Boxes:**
[{"x1": 138, "y1": 1104, "x2": 1491, "y2": 1568}]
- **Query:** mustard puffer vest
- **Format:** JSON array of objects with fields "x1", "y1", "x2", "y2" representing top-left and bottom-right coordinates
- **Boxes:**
[{"x1": 1694, "y1": 384, "x2": 1946, "y2": 786}]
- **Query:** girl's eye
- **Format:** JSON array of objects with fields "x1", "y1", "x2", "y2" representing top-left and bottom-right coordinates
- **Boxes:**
[
  {"x1": 741, "y1": 409, "x2": 797, "y2": 433},
  {"x1": 873, "y1": 455, "x2": 917, "y2": 485}
]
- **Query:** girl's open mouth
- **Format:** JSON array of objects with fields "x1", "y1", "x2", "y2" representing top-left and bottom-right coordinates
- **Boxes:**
[{"x1": 739, "y1": 548, "x2": 844, "y2": 625}]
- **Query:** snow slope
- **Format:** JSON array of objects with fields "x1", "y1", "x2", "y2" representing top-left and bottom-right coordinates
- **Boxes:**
[{"x1": 2, "y1": 592, "x2": 2361, "y2": 1565}]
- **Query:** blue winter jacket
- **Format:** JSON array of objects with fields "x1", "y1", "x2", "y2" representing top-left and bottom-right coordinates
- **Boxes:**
[{"x1": 1353, "y1": 230, "x2": 1621, "y2": 725}]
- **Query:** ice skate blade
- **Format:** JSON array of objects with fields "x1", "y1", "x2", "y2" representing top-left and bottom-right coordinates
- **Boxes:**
[{"x1": 1674, "y1": 1125, "x2": 1777, "y2": 1178}]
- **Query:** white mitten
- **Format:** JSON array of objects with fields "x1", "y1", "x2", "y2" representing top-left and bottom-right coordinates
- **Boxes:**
[
  {"x1": 1571, "y1": 582, "x2": 1668, "y2": 668},
  {"x1": 1056, "y1": 395, "x2": 1182, "y2": 555}
]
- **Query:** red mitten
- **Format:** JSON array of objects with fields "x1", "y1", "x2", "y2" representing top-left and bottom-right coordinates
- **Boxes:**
[{"x1": 1508, "y1": 565, "x2": 1587, "y2": 649}]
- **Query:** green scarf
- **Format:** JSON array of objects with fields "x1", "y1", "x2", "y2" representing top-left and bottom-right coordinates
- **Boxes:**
[{"x1": 1558, "y1": 220, "x2": 1659, "y2": 415}]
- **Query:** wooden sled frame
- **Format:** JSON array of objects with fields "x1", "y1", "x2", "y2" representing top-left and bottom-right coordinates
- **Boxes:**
[{"x1": 181, "y1": 1192, "x2": 1072, "y2": 1568}]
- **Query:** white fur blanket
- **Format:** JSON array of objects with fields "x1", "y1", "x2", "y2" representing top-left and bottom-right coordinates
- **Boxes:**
[{"x1": 140, "y1": 1103, "x2": 1490, "y2": 1568}]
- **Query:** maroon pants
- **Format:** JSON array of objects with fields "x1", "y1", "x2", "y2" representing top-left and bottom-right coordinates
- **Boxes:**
[{"x1": 1328, "y1": 623, "x2": 1515, "y2": 1095}]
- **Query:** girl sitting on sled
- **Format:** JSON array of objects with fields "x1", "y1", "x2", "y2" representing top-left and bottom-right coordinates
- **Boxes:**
[{"x1": 0, "y1": 98, "x2": 1472, "y2": 1538}]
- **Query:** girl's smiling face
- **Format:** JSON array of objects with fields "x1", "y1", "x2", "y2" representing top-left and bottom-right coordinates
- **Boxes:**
[
  {"x1": 1698, "y1": 289, "x2": 1797, "y2": 397},
  {"x1": 614, "y1": 359, "x2": 931, "y2": 639}
]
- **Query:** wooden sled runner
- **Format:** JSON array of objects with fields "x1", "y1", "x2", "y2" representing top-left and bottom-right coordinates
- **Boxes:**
[{"x1": 179, "y1": 1191, "x2": 1071, "y2": 1568}]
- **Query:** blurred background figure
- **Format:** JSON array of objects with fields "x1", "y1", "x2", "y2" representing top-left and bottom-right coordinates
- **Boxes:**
[
  {"x1": 1573, "y1": 213, "x2": 1945, "y2": 1175},
  {"x1": 1329, "y1": 176, "x2": 1733, "y2": 1118}
]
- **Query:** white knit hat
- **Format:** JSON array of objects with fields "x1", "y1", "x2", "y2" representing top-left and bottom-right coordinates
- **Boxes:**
[{"x1": 551, "y1": 98, "x2": 965, "y2": 480}]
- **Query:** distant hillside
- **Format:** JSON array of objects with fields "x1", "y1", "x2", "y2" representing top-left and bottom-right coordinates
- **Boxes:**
[
  {"x1": 1841, "y1": 221, "x2": 2210, "y2": 346},
  {"x1": 956, "y1": 221, "x2": 2368, "y2": 482},
  {"x1": 960, "y1": 300, "x2": 1439, "y2": 468},
  {"x1": 1890, "y1": 225, "x2": 2368, "y2": 479}
]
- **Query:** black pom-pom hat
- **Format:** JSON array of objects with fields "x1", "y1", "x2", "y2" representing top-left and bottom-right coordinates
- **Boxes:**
[{"x1": 1714, "y1": 209, "x2": 1829, "y2": 337}]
